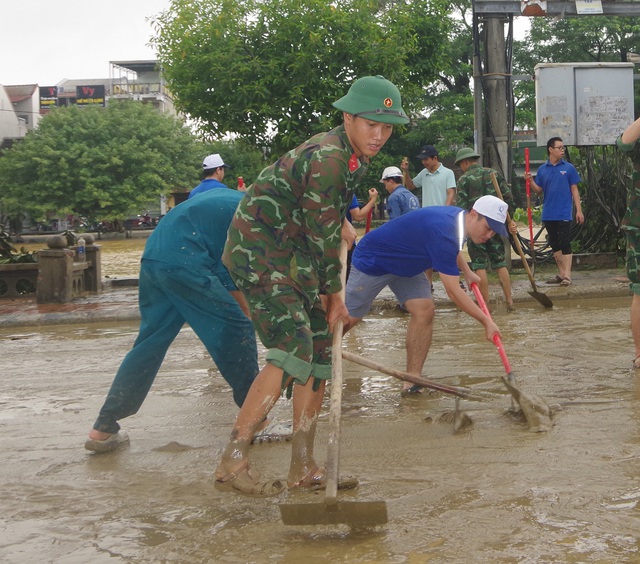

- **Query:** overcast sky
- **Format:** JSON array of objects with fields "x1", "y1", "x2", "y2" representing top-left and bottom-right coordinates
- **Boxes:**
[
  {"x1": 0, "y1": 1, "x2": 172, "y2": 86},
  {"x1": 0, "y1": 1, "x2": 530, "y2": 87}
]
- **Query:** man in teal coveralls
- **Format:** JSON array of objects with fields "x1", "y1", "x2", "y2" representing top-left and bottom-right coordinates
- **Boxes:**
[{"x1": 85, "y1": 188, "x2": 260, "y2": 453}]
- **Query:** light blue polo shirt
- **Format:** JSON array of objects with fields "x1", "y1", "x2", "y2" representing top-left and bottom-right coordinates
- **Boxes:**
[{"x1": 412, "y1": 163, "x2": 456, "y2": 207}]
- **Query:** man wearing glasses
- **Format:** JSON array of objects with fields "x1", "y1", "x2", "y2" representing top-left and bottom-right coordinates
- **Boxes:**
[{"x1": 525, "y1": 137, "x2": 584, "y2": 286}]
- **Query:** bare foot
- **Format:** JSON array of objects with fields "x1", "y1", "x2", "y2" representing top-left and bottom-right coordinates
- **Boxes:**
[{"x1": 288, "y1": 466, "x2": 358, "y2": 491}]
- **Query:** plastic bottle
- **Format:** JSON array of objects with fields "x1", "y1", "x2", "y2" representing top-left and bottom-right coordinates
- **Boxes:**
[{"x1": 77, "y1": 237, "x2": 86, "y2": 261}]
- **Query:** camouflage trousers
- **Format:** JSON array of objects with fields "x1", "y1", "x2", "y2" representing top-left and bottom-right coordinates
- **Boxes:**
[
  {"x1": 231, "y1": 275, "x2": 333, "y2": 387},
  {"x1": 624, "y1": 225, "x2": 640, "y2": 295},
  {"x1": 468, "y1": 235, "x2": 507, "y2": 271}
]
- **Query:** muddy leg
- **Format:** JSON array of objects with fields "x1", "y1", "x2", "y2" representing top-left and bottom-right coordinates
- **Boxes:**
[{"x1": 287, "y1": 377, "x2": 326, "y2": 487}]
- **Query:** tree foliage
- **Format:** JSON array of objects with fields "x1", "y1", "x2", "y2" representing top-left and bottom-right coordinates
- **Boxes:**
[
  {"x1": 150, "y1": 0, "x2": 452, "y2": 154},
  {"x1": 0, "y1": 101, "x2": 202, "y2": 224}
]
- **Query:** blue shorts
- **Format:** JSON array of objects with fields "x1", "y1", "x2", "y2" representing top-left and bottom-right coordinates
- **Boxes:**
[{"x1": 345, "y1": 266, "x2": 431, "y2": 319}]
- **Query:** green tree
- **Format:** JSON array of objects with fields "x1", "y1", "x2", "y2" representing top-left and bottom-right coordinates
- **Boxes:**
[
  {"x1": 150, "y1": 0, "x2": 451, "y2": 155},
  {"x1": 0, "y1": 101, "x2": 202, "y2": 225}
]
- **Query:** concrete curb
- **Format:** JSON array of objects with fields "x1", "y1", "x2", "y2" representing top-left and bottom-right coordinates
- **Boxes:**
[{"x1": 0, "y1": 269, "x2": 632, "y2": 329}]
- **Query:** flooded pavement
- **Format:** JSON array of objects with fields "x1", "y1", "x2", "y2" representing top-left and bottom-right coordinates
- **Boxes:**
[{"x1": 2, "y1": 296, "x2": 640, "y2": 562}]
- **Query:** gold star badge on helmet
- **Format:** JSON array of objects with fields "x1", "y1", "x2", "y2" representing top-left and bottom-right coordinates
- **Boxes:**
[{"x1": 384, "y1": 98, "x2": 393, "y2": 108}]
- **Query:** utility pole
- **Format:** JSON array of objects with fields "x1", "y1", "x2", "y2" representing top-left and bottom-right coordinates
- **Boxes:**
[
  {"x1": 483, "y1": 17, "x2": 510, "y2": 180},
  {"x1": 472, "y1": 0, "x2": 640, "y2": 184}
]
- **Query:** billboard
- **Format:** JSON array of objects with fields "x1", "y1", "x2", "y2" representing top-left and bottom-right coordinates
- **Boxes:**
[
  {"x1": 75, "y1": 85, "x2": 106, "y2": 107},
  {"x1": 39, "y1": 86, "x2": 58, "y2": 111}
]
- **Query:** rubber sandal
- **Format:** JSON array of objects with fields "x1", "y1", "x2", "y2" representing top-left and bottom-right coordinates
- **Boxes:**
[
  {"x1": 560, "y1": 277, "x2": 572, "y2": 286},
  {"x1": 401, "y1": 384, "x2": 423, "y2": 397},
  {"x1": 251, "y1": 421, "x2": 293, "y2": 445},
  {"x1": 507, "y1": 303, "x2": 516, "y2": 313},
  {"x1": 289, "y1": 466, "x2": 359, "y2": 491},
  {"x1": 546, "y1": 275, "x2": 563, "y2": 285},
  {"x1": 215, "y1": 463, "x2": 285, "y2": 497},
  {"x1": 84, "y1": 431, "x2": 130, "y2": 453}
]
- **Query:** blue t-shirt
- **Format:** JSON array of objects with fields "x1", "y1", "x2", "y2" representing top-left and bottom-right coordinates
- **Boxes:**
[
  {"x1": 352, "y1": 206, "x2": 466, "y2": 277},
  {"x1": 188, "y1": 178, "x2": 228, "y2": 199},
  {"x1": 534, "y1": 159, "x2": 581, "y2": 221},
  {"x1": 346, "y1": 194, "x2": 360, "y2": 223},
  {"x1": 387, "y1": 186, "x2": 419, "y2": 219},
  {"x1": 143, "y1": 188, "x2": 243, "y2": 290}
]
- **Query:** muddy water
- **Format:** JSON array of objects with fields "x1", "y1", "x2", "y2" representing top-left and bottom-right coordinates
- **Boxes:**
[
  {"x1": 21, "y1": 233, "x2": 148, "y2": 278},
  {"x1": 2, "y1": 297, "x2": 640, "y2": 562}
]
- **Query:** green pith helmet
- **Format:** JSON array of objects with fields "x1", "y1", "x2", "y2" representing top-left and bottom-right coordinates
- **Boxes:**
[
  {"x1": 454, "y1": 147, "x2": 481, "y2": 164},
  {"x1": 332, "y1": 75, "x2": 409, "y2": 125}
]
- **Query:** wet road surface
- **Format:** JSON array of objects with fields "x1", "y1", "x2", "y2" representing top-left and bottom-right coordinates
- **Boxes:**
[{"x1": 2, "y1": 296, "x2": 640, "y2": 562}]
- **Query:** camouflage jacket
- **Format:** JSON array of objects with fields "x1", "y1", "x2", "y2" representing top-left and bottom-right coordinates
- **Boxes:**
[
  {"x1": 456, "y1": 163, "x2": 515, "y2": 214},
  {"x1": 223, "y1": 125, "x2": 368, "y2": 296},
  {"x1": 616, "y1": 134, "x2": 640, "y2": 231}
]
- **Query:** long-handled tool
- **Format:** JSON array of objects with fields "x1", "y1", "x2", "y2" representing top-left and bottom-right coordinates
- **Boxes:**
[
  {"x1": 279, "y1": 241, "x2": 388, "y2": 526},
  {"x1": 342, "y1": 351, "x2": 476, "y2": 399},
  {"x1": 490, "y1": 172, "x2": 553, "y2": 309},
  {"x1": 470, "y1": 282, "x2": 553, "y2": 431},
  {"x1": 525, "y1": 148, "x2": 534, "y2": 256},
  {"x1": 365, "y1": 208, "x2": 373, "y2": 233}
]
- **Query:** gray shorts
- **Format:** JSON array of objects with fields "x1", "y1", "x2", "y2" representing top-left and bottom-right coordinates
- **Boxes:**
[{"x1": 346, "y1": 266, "x2": 432, "y2": 319}]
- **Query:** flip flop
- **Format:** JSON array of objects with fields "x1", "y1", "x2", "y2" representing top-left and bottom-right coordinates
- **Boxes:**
[
  {"x1": 84, "y1": 431, "x2": 130, "y2": 453},
  {"x1": 400, "y1": 384, "x2": 423, "y2": 397},
  {"x1": 215, "y1": 463, "x2": 285, "y2": 497}
]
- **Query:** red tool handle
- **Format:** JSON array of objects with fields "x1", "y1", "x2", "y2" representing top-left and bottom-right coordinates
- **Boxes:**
[
  {"x1": 365, "y1": 208, "x2": 373, "y2": 233},
  {"x1": 470, "y1": 282, "x2": 512, "y2": 375},
  {"x1": 525, "y1": 148, "x2": 534, "y2": 251}
]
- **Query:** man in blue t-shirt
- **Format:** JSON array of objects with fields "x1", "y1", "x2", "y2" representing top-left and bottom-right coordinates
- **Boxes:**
[
  {"x1": 188, "y1": 153, "x2": 231, "y2": 199},
  {"x1": 344, "y1": 195, "x2": 506, "y2": 395},
  {"x1": 525, "y1": 137, "x2": 584, "y2": 286}
]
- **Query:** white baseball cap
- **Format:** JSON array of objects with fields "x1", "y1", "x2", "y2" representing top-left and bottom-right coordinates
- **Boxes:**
[
  {"x1": 202, "y1": 154, "x2": 230, "y2": 170},
  {"x1": 379, "y1": 166, "x2": 403, "y2": 182},
  {"x1": 472, "y1": 195, "x2": 508, "y2": 236}
]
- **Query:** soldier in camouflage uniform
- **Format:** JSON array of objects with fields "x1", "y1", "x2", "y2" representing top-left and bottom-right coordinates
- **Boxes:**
[
  {"x1": 215, "y1": 76, "x2": 409, "y2": 496},
  {"x1": 454, "y1": 148, "x2": 517, "y2": 312},
  {"x1": 617, "y1": 117, "x2": 640, "y2": 368}
]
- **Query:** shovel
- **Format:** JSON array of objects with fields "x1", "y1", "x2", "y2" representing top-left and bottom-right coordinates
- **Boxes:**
[
  {"x1": 279, "y1": 240, "x2": 388, "y2": 526},
  {"x1": 489, "y1": 172, "x2": 553, "y2": 309},
  {"x1": 470, "y1": 282, "x2": 553, "y2": 431}
]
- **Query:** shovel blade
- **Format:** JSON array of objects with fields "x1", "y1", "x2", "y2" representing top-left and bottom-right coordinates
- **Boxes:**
[
  {"x1": 279, "y1": 500, "x2": 387, "y2": 526},
  {"x1": 501, "y1": 377, "x2": 553, "y2": 432},
  {"x1": 528, "y1": 290, "x2": 553, "y2": 309}
]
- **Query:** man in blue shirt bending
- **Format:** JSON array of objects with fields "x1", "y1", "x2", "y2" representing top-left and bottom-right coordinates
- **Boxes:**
[{"x1": 344, "y1": 196, "x2": 506, "y2": 395}]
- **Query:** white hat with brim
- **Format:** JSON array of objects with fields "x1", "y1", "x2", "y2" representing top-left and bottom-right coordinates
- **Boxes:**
[
  {"x1": 472, "y1": 195, "x2": 508, "y2": 236},
  {"x1": 380, "y1": 166, "x2": 403, "y2": 182},
  {"x1": 202, "y1": 154, "x2": 230, "y2": 170}
]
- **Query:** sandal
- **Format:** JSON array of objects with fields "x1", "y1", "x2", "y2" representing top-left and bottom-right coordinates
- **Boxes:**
[
  {"x1": 215, "y1": 463, "x2": 285, "y2": 497},
  {"x1": 401, "y1": 384, "x2": 423, "y2": 397},
  {"x1": 560, "y1": 277, "x2": 572, "y2": 286},
  {"x1": 289, "y1": 466, "x2": 359, "y2": 491},
  {"x1": 546, "y1": 275, "x2": 563, "y2": 285}
]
